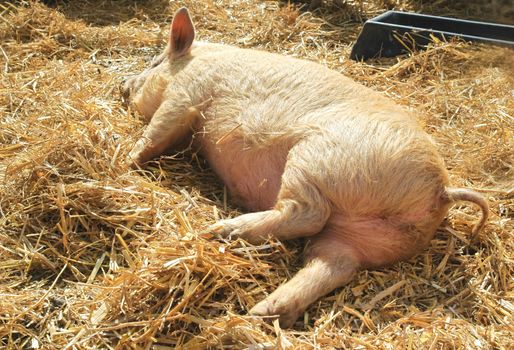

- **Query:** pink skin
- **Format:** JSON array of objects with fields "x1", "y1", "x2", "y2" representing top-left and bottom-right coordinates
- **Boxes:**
[{"x1": 121, "y1": 8, "x2": 489, "y2": 327}]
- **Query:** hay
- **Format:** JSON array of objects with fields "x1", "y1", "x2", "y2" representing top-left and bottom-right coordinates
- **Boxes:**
[{"x1": 0, "y1": 0, "x2": 512, "y2": 348}]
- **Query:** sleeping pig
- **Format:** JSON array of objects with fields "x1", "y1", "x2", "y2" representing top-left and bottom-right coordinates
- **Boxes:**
[{"x1": 122, "y1": 7, "x2": 489, "y2": 327}]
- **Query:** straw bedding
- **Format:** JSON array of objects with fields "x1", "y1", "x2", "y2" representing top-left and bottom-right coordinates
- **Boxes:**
[{"x1": 0, "y1": 0, "x2": 512, "y2": 349}]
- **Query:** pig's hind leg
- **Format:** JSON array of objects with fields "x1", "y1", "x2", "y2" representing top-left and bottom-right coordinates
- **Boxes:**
[
  {"x1": 209, "y1": 159, "x2": 331, "y2": 244},
  {"x1": 128, "y1": 101, "x2": 199, "y2": 167},
  {"x1": 250, "y1": 232, "x2": 360, "y2": 327}
]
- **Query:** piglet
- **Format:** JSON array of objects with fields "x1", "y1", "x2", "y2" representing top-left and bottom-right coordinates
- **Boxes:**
[{"x1": 122, "y1": 7, "x2": 489, "y2": 327}]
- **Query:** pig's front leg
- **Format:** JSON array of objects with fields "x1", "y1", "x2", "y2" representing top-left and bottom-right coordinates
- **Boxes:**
[
  {"x1": 250, "y1": 233, "x2": 360, "y2": 327},
  {"x1": 128, "y1": 101, "x2": 199, "y2": 167}
]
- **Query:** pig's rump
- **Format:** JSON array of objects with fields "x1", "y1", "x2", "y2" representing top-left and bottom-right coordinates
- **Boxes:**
[{"x1": 197, "y1": 106, "x2": 450, "y2": 258}]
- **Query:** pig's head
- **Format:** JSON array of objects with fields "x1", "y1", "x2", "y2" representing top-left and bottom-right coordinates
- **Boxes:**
[{"x1": 121, "y1": 7, "x2": 195, "y2": 120}]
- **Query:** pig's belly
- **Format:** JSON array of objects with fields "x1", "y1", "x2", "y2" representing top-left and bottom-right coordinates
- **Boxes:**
[{"x1": 199, "y1": 136, "x2": 288, "y2": 211}]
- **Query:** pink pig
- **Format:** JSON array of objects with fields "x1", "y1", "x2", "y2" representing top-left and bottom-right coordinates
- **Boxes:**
[{"x1": 122, "y1": 8, "x2": 489, "y2": 327}]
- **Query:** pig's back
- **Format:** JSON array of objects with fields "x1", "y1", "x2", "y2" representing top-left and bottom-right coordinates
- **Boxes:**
[{"x1": 191, "y1": 46, "x2": 418, "y2": 143}]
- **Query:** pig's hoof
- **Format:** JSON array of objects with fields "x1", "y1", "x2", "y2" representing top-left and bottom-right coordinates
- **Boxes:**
[
  {"x1": 127, "y1": 137, "x2": 152, "y2": 168},
  {"x1": 208, "y1": 221, "x2": 245, "y2": 240},
  {"x1": 250, "y1": 297, "x2": 302, "y2": 328},
  {"x1": 207, "y1": 219, "x2": 265, "y2": 244}
]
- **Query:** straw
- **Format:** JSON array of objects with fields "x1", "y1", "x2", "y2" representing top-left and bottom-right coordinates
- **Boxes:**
[{"x1": 0, "y1": 1, "x2": 512, "y2": 348}]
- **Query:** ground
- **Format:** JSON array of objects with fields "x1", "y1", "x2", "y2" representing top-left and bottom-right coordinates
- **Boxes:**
[{"x1": 0, "y1": 0, "x2": 513, "y2": 349}]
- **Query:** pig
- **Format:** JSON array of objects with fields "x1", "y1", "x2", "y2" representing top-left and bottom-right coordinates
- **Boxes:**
[{"x1": 121, "y1": 7, "x2": 489, "y2": 327}]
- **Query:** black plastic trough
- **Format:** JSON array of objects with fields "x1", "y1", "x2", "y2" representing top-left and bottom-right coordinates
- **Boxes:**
[{"x1": 350, "y1": 11, "x2": 514, "y2": 60}]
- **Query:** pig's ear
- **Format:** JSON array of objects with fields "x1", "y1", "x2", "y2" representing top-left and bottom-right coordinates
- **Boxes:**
[{"x1": 169, "y1": 7, "x2": 195, "y2": 59}]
